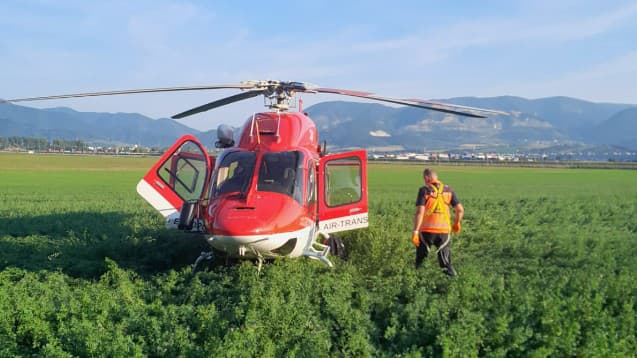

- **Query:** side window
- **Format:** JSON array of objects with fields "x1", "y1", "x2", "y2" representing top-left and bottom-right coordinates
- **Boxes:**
[
  {"x1": 157, "y1": 140, "x2": 207, "y2": 201},
  {"x1": 324, "y1": 157, "x2": 362, "y2": 207},
  {"x1": 307, "y1": 164, "x2": 316, "y2": 206}
]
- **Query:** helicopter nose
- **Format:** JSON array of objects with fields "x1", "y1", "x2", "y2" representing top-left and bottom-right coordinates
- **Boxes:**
[{"x1": 210, "y1": 192, "x2": 311, "y2": 237}]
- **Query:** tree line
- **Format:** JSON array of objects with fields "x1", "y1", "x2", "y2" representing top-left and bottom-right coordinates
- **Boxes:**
[{"x1": 0, "y1": 136, "x2": 88, "y2": 151}]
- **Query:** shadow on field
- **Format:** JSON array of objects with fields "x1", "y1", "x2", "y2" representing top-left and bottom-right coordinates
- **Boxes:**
[{"x1": 0, "y1": 211, "x2": 212, "y2": 278}]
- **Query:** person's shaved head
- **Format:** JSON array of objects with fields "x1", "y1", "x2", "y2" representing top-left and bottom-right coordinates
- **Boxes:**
[{"x1": 423, "y1": 168, "x2": 437, "y2": 182}]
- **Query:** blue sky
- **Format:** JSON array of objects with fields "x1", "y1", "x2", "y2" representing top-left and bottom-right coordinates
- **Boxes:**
[{"x1": 1, "y1": 0, "x2": 636, "y2": 130}]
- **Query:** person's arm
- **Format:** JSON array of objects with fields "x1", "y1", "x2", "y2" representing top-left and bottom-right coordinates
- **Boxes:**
[
  {"x1": 452, "y1": 203, "x2": 464, "y2": 233},
  {"x1": 411, "y1": 205, "x2": 425, "y2": 246},
  {"x1": 412, "y1": 188, "x2": 426, "y2": 245},
  {"x1": 453, "y1": 203, "x2": 464, "y2": 224},
  {"x1": 413, "y1": 206, "x2": 425, "y2": 232}
]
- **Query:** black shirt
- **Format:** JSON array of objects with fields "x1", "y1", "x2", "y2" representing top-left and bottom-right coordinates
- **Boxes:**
[{"x1": 415, "y1": 184, "x2": 460, "y2": 207}]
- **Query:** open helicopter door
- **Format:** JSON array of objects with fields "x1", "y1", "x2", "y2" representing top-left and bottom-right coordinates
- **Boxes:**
[
  {"x1": 318, "y1": 150, "x2": 368, "y2": 234},
  {"x1": 136, "y1": 135, "x2": 213, "y2": 229}
]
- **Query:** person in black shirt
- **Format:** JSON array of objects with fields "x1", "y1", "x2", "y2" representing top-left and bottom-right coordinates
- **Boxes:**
[{"x1": 412, "y1": 168, "x2": 464, "y2": 276}]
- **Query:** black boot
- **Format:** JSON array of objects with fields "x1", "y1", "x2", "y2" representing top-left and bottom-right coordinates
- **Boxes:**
[{"x1": 442, "y1": 265, "x2": 457, "y2": 277}]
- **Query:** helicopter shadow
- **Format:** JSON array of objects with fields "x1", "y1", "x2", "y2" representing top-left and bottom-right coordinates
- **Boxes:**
[{"x1": 0, "y1": 211, "x2": 212, "y2": 278}]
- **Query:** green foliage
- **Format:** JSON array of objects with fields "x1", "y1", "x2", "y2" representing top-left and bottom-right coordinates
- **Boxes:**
[
  {"x1": 1, "y1": 154, "x2": 636, "y2": 356},
  {"x1": 0, "y1": 136, "x2": 88, "y2": 151}
]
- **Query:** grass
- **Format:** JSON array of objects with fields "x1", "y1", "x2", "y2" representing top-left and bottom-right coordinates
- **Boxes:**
[{"x1": 0, "y1": 152, "x2": 636, "y2": 356}]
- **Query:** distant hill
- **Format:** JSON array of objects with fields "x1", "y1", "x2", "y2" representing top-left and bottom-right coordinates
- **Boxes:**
[
  {"x1": 306, "y1": 96, "x2": 635, "y2": 150},
  {"x1": 0, "y1": 103, "x2": 199, "y2": 147},
  {"x1": 442, "y1": 96, "x2": 630, "y2": 136},
  {"x1": 589, "y1": 107, "x2": 637, "y2": 149},
  {"x1": 308, "y1": 101, "x2": 563, "y2": 151},
  {"x1": 1, "y1": 96, "x2": 635, "y2": 150}
]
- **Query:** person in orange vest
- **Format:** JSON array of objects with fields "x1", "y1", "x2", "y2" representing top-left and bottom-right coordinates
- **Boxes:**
[{"x1": 411, "y1": 168, "x2": 464, "y2": 276}]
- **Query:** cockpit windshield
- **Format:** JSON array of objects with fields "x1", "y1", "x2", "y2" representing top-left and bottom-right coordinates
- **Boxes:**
[
  {"x1": 214, "y1": 151, "x2": 256, "y2": 196},
  {"x1": 257, "y1": 151, "x2": 304, "y2": 204}
]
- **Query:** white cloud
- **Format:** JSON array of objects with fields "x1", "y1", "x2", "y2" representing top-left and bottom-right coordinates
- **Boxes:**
[
  {"x1": 369, "y1": 130, "x2": 391, "y2": 137},
  {"x1": 349, "y1": 1, "x2": 637, "y2": 64}
]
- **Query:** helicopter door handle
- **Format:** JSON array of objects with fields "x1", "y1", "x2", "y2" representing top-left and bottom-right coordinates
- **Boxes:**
[
  {"x1": 154, "y1": 180, "x2": 165, "y2": 189},
  {"x1": 349, "y1": 208, "x2": 361, "y2": 213}
]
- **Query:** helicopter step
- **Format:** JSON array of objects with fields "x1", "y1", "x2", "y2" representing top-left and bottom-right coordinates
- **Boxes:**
[
  {"x1": 303, "y1": 231, "x2": 335, "y2": 267},
  {"x1": 192, "y1": 251, "x2": 214, "y2": 273}
]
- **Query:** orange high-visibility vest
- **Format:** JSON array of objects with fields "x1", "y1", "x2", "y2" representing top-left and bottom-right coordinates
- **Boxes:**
[{"x1": 420, "y1": 181, "x2": 453, "y2": 234}]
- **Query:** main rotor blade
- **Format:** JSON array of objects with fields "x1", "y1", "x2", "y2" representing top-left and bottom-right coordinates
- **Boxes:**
[
  {"x1": 172, "y1": 90, "x2": 264, "y2": 119},
  {"x1": 401, "y1": 98, "x2": 509, "y2": 116},
  {"x1": 313, "y1": 88, "x2": 507, "y2": 118},
  {"x1": 5, "y1": 84, "x2": 253, "y2": 103}
]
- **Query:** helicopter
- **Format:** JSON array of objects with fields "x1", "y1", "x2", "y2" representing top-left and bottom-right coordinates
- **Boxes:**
[{"x1": 3, "y1": 80, "x2": 506, "y2": 271}]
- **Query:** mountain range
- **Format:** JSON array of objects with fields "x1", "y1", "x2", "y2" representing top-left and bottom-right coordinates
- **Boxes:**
[
  {"x1": 1, "y1": 96, "x2": 635, "y2": 150},
  {"x1": 306, "y1": 96, "x2": 635, "y2": 151}
]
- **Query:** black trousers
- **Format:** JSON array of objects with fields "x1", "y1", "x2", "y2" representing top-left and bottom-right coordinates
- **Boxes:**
[{"x1": 416, "y1": 232, "x2": 453, "y2": 270}]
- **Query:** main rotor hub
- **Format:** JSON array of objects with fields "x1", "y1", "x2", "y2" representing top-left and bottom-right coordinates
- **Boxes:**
[{"x1": 241, "y1": 80, "x2": 316, "y2": 111}]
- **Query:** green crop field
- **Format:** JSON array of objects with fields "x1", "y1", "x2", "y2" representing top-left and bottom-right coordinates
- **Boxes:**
[{"x1": 1, "y1": 152, "x2": 636, "y2": 357}]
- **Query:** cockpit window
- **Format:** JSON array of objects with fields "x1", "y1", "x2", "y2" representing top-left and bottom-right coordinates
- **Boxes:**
[
  {"x1": 257, "y1": 151, "x2": 304, "y2": 204},
  {"x1": 213, "y1": 151, "x2": 256, "y2": 196}
]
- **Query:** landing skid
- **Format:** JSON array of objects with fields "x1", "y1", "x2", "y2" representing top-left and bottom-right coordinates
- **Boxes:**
[{"x1": 256, "y1": 252, "x2": 264, "y2": 273}]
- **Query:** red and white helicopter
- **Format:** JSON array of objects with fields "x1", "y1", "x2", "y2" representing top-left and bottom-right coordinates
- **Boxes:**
[{"x1": 5, "y1": 81, "x2": 505, "y2": 270}]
